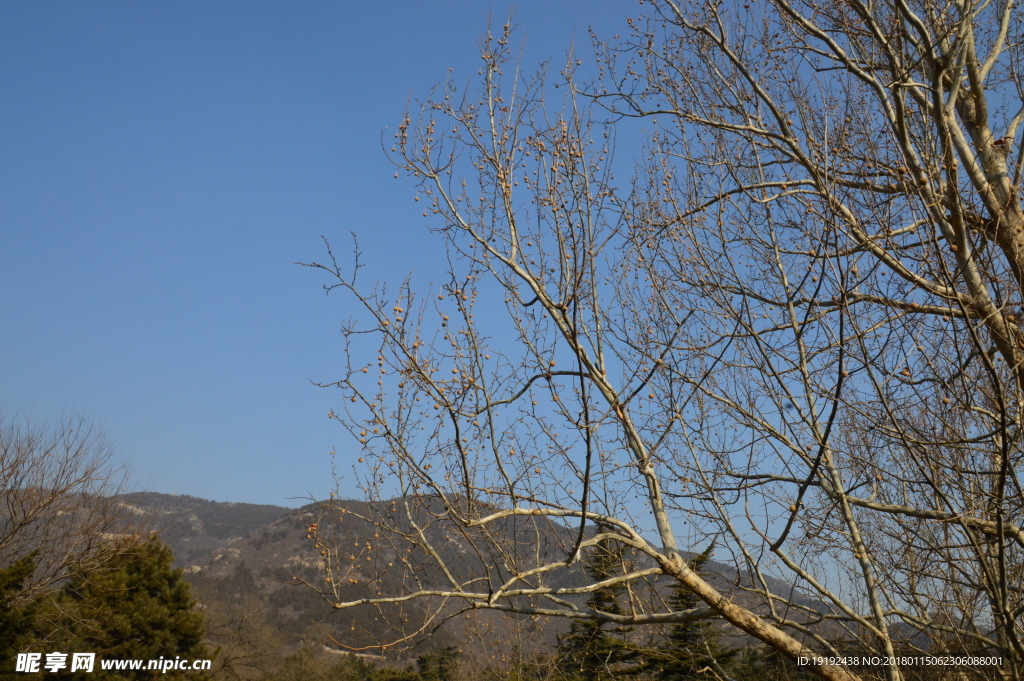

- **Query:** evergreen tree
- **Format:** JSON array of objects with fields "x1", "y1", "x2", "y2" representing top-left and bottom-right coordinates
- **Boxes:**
[
  {"x1": 644, "y1": 543, "x2": 735, "y2": 681},
  {"x1": 43, "y1": 535, "x2": 210, "y2": 680},
  {"x1": 0, "y1": 553, "x2": 38, "y2": 680},
  {"x1": 416, "y1": 646, "x2": 460, "y2": 681},
  {"x1": 556, "y1": 539, "x2": 638, "y2": 681}
]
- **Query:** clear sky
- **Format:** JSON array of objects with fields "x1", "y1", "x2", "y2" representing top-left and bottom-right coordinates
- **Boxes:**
[{"x1": 1, "y1": 1, "x2": 633, "y2": 507}]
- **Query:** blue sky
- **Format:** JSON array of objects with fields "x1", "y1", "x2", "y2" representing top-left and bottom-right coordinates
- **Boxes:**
[{"x1": 1, "y1": 1, "x2": 632, "y2": 506}]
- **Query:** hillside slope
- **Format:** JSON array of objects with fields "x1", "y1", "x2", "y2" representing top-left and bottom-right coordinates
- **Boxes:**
[{"x1": 119, "y1": 493, "x2": 829, "y2": 674}]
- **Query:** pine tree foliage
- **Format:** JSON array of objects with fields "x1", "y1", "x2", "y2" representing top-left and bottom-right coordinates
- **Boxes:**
[
  {"x1": 0, "y1": 553, "x2": 38, "y2": 680},
  {"x1": 416, "y1": 646, "x2": 461, "y2": 681},
  {"x1": 42, "y1": 535, "x2": 210, "y2": 680},
  {"x1": 644, "y1": 544, "x2": 736, "y2": 681},
  {"x1": 555, "y1": 539, "x2": 639, "y2": 681}
]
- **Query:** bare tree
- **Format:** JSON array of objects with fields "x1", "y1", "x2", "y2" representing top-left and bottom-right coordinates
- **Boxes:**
[
  {"x1": 0, "y1": 413, "x2": 131, "y2": 597},
  {"x1": 303, "y1": 2, "x2": 1024, "y2": 680},
  {"x1": 197, "y1": 590, "x2": 283, "y2": 681}
]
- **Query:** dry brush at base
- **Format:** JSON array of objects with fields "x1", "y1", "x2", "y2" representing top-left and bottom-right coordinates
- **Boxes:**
[{"x1": 303, "y1": 2, "x2": 1024, "y2": 680}]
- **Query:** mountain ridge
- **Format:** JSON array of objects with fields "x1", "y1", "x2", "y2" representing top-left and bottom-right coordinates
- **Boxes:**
[{"x1": 112, "y1": 492, "x2": 833, "y2": 674}]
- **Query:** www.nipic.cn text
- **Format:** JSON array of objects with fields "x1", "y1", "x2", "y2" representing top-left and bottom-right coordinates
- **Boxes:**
[{"x1": 15, "y1": 652, "x2": 213, "y2": 674}]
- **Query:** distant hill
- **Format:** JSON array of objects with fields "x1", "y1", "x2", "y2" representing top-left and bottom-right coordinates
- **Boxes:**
[
  {"x1": 116, "y1": 493, "x2": 831, "y2": 677},
  {"x1": 117, "y1": 493, "x2": 550, "y2": 664},
  {"x1": 114, "y1": 492, "x2": 293, "y2": 565}
]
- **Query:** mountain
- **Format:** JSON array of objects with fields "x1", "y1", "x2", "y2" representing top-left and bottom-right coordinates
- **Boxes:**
[
  {"x1": 114, "y1": 493, "x2": 830, "y2": 677},
  {"x1": 111, "y1": 493, "x2": 544, "y2": 674},
  {"x1": 115, "y1": 492, "x2": 293, "y2": 566}
]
